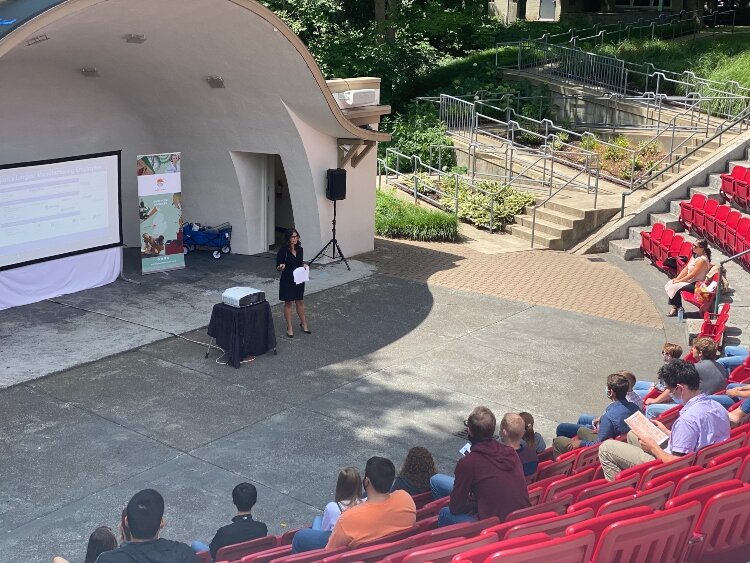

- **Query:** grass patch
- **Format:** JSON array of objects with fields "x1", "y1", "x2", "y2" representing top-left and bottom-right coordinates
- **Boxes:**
[{"x1": 375, "y1": 189, "x2": 458, "y2": 242}]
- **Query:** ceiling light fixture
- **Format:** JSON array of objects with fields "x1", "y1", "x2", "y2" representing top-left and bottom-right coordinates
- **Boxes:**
[
  {"x1": 81, "y1": 67, "x2": 99, "y2": 77},
  {"x1": 206, "y1": 75, "x2": 225, "y2": 88}
]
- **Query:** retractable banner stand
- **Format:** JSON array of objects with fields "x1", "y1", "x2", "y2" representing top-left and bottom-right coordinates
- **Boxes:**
[{"x1": 136, "y1": 152, "x2": 184, "y2": 274}]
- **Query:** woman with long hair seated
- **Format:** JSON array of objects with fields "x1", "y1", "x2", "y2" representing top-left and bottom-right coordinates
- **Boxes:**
[
  {"x1": 391, "y1": 447, "x2": 437, "y2": 495},
  {"x1": 664, "y1": 238, "x2": 711, "y2": 317}
]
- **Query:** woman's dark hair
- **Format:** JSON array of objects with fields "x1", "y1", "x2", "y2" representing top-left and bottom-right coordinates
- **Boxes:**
[
  {"x1": 120, "y1": 508, "x2": 131, "y2": 543},
  {"x1": 84, "y1": 526, "x2": 117, "y2": 563},
  {"x1": 519, "y1": 412, "x2": 537, "y2": 451},
  {"x1": 694, "y1": 239, "x2": 711, "y2": 263},
  {"x1": 283, "y1": 228, "x2": 300, "y2": 249},
  {"x1": 398, "y1": 447, "x2": 437, "y2": 491}
]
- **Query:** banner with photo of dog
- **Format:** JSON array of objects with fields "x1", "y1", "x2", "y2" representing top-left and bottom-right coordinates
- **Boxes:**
[{"x1": 137, "y1": 152, "x2": 185, "y2": 274}]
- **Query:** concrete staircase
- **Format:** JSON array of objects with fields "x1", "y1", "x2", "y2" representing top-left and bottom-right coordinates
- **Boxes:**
[
  {"x1": 508, "y1": 200, "x2": 620, "y2": 250},
  {"x1": 609, "y1": 149, "x2": 750, "y2": 260}
]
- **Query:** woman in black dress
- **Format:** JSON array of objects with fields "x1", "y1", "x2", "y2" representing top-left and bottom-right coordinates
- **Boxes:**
[{"x1": 276, "y1": 228, "x2": 310, "y2": 338}]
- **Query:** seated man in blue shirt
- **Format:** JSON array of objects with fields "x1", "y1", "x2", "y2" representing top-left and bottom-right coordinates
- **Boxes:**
[{"x1": 553, "y1": 373, "x2": 640, "y2": 459}]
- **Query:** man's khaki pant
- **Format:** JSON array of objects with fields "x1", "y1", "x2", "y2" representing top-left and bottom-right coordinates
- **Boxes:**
[{"x1": 598, "y1": 431, "x2": 656, "y2": 481}]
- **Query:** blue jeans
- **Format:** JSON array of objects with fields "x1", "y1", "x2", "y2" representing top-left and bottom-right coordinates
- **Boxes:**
[
  {"x1": 438, "y1": 506, "x2": 477, "y2": 527},
  {"x1": 556, "y1": 415, "x2": 595, "y2": 438},
  {"x1": 191, "y1": 541, "x2": 210, "y2": 554},
  {"x1": 707, "y1": 394, "x2": 737, "y2": 408},
  {"x1": 718, "y1": 346, "x2": 749, "y2": 371},
  {"x1": 633, "y1": 381, "x2": 654, "y2": 399},
  {"x1": 291, "y1": 529, "x2": 331, "y2": 553},
  {"x1": 430, "y1": 473, "x2": 455, "y2": 499},
  {"x1": 742, "y1": 397, "x2": 750, "y2": 414},
  {"x1": 645, "y1": 402, "x2": 676, "y2": 419}
]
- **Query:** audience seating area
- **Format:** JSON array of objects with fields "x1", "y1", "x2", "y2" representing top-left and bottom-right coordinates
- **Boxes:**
[{"x1": 201, "y1": 418, "x2": 750, "y2": 563}]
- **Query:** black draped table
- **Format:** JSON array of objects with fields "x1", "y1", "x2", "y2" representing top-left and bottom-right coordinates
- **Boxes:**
[{"x1": 207, "y1": 301, "x2": 277, "y2": 368}]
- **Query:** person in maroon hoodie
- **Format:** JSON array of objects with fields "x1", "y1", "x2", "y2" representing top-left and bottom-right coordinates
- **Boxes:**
[{"x1": 429, "y1": 406, "x2": 530, "y2": 526}]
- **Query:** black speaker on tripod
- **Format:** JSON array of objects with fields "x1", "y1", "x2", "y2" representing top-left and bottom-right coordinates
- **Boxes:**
[
  {"x1": 326, "y1": 168, "x2": 347, "y2": 201},
  {"x1": 311, "y1": 169, "x2": 350, "y2": 270}
]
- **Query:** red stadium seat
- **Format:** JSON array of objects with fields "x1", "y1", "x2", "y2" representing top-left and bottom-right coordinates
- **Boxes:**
[
  {"x1": 687, "y1": 485, "x2": 750, "y2": 563},
  {"x1": 708, "y1": 445, "x2": 750, "y2": 468},
  {"x1": 216, "y1": 536, "x2": 279, "y2": 562},
  {"x1": 241, "y1": 545, "x2": 293, "y2": 563},
  {"x1": 729, "y1": 355, "x2": 750, "y2": 383},
  {"x1": 483, "y1": 531, "x2": 595, "y2": 563},
  {"x1": 279, "y1": 529, "x2": 299, "y2": 546},
  {"x1": 673, "y1": 458, "x2": 742, "y2": 496},
  {"x1": 596, "y1": 481, "x2": 675, "y2": 515},
  {"x1": 655, "y1": 234, "x2": 685, "y2": 272},
  {"x1": 716, "y1": 210, "x2": 741, "y2": 251},
  {"x1": 564, "y1": 505, "x2": 652, "y2": 542},
  {"x1": 705, "y1": 205, "x2": 730, "y2": 245},
  {"x1": 480, "y1": 512, "x2": 559, "y2": 541},
  {"x1": 272, "y1": 547, "x2": 347, "y2": 563},
  {"x1": 504, "y1": 496, "x2": 573, "y2": 521},
  {"x1": 740, "y1": 456, "x2": 750, "y2": 482},
  {"x1": 541, "y1": 468, "x2": 597, "y2": 502},
  {"x1": 537, "y1": 447, "x2": 554, "y2": 463},
  {"x1": 590, "y1": 501, "x2": 701, "y2": 563},
  {"x1": 389, "y1": 534, "x2": 498, "y2": 563},
  {"x1": 196, "y1": 551, "x2": 211, "y2": 563},
  {"x1": 415, "y1": 497, "x2": 449, "y2": 520},
  {"x1": 694, "y1": 199, "x2": 719, "y2": 237},
  {"x1": 321, "y1": 539, "x2": 417, "y2": 563},
  {"x1": 565, "y1": 487, "x2": 636, "y2": 516},
  {"x1": 681, "y1": 271, "x2": 720, "y2": 314},
  {"x1": 695, "y1": 435, "x2": 747, "y2": 467},
  {"x1": 654, "y1": 403, "x2": 684, "y2": 428},
  {"x1": 721, "y1": 165, "x2": 749, "y2": 204},
  {"x1": 727, "y1": 216, "x2": 750, "y2": 253},
  {"x1": 680, "y1": 194, "x2": 706, "y2": 230},
  {"x1": 635, "y1": 453, "x2": 695, "y2": 489},
  {"x1": 357, "y1": 524, "x2": 422, "y2": 548},
  {"x1": 641, "y1": 222, "x2": 665, "y2": 259},
  {"x1": 614, "y1": 458, "x2": 662, "y2": 483},
  {"x1": 452, "y1": 532, "x2": 552, "y2": 563},
  {"x1": 406, "y1": 517, "x2": 498, "y2": 548},
  {"x1": 665, "y1": 479, "x2": 741, "y2": 511},
  {"x1": 535, "y1": 457, "x2": 575, "y2": 481},
  {"x1": 411, "y1": 491, "x2": 434, "y2": 509},
  {"x1": 642, "y1": 465, "x2": 703, "y2": 491},
  {"x1": 653, "y1": 228, "x2": 675, "y2": 262},
  {"x1": 503, "y1": 509, "x2": 594, "y2": 540},
  {"x1": 574, "y1": 474, "x2": 639, "y2": 501}
]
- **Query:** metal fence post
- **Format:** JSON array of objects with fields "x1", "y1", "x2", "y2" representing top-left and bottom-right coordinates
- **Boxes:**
[
  {"x1": 490, "y1": 196, "x2": 495, "y2": 233},
  {"x1": 454, "y1": 174, "x2": 460, "y2": 217}
]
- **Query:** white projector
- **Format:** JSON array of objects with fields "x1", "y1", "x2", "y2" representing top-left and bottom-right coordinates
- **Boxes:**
[{"x1": 222, "y1": 287, "x2": 265, "y2": 308}]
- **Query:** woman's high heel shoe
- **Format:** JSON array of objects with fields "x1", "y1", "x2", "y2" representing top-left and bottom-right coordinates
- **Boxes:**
[{"x1": 300, "y1": 323, "x2": 311, "y2": 334}]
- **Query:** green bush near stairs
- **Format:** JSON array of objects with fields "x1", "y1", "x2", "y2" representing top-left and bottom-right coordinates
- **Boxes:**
[{"x1": 375, "y1": 189, "x2": 458, "y2": 242}]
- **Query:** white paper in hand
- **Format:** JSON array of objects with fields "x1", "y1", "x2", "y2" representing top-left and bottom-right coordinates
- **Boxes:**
[
  {"x1": 459, "y1": 442, "x2": 472, "y2": 457},
  {"x1": 293, "y1": 267, "x2": 309, "y2": 285},
  {"x1": 625, "y1": 411, "x2": 670, "y2": 447}
]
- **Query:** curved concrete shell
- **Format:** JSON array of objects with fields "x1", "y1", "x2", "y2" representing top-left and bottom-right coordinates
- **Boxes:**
[{"x1": 0, "y1": 0, "x2": 388, "y2": 256}]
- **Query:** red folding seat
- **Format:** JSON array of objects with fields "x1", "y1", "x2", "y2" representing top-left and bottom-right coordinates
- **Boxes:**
[
  {"x1": 694, "y1": 198, "x2": 719, "y2": 237},
  {"x1": 654, "y1": 403, "x2": 684, "y2": 429},
  {"x1": 614, "y1": 459, "x2": 662, "y2": 484},
  {"x1": 729, "y1": 421, "x2": 750, "y2": 440},
  {"x1": 726, "y1": 216, "x2": 750, "y2": 253},
  {"x1": 695, "y1": 434, "x2": 746, "y2": 467},
  {"x1": 504, "y1": 495, "x2": 573, "y2": 521},
  {"x1": 729, "y1": 355, "x2": 750, "y2": 383},
  {"x1": 541, "y1": 468, "x2": 597, "y2": 503},
  {"x1": 503, "y1": 509, "x2": 594, "y2": 540},
  {"x1": 480, "y1": 513, "x2": 558, "y2": 541},
  {"x1": 527, "y1": 486, "x2": 543, "y2": 506},
  {"x1": 574, "y1": 474, "x2": 639, "y2": 501},
  {"x1": 635, "y1": 453, "x2": 695, "y2": 489},
  {"x1": 385, "y1": 534, "x2": 499, "y2": 563},
  {"x1": 740, "y1": 456, "x2": 750, "y2": 482},
  {"x1": 411, "y1": 491, "x2": 434, "y2": 509},
  {"x1": 652, "y1": 228, "x2": 675, "y2": 262},
  {"x1": 665, "y1": 479, "x2": 741, "y2": 511},
  {"x1": 279, "y1": 529, "x2": 299, "y2": 545},
  {"x1": 408, "y1": 517, "x2": 499, "y2": 547},
  {"x1": 642, "y1": 465, "x2": 703, "y2": 492},
  {"x1": 720, "y1": 165, "x2": 747, "y2": 203},
  {"x1": 321, "y1": 538, "x2": 418, "y2": 563},
  {"x1": 565, "y1": 487, "x2": 636, "y2": 516},
  {"x1": 735, "y1": 177, "x2": 750, "y2": 210},
  {"x1": 655, "y1": 234, "x2": 685, "y2": 272},
  {"x1": 538, "y1": 447, "x2": 553, "y2": 463},
  {"x1": 357, "y1": 524, "x2": 423, "y2": 548},
  {"x1": 452, "y1": 532, "x2": 552, "y2": 563},
  {"x1": 415, "y1": 497, "x2": 449, "y2": 520},
  {"x1": 597, "y1": 481, "x2": 675, "y2": 515},
  {"x1": 534, "y1": 457, "x2": 575, "y2": 481},
  {"x1": 564, "y1": 506, "x2": 652, "y2": 543},
  {"x1": 273, "y1": 547, "x2": 348, "y2": 563},
  {"x1": 673, "y1": 458, "x2": 743, "y2": 496},
  {"x1": 708, "y1": 444, "x2": 750, "y2": 468},
  {"x1": 197, "y1": 552, "x2": 210, "y2": 563},
  {"x1": 216, "y1": 536, "x2": 279, "y2": 562},
  {"x1": 674, "y1": 240, "x2": 694, "y2": 271},
  {"x1": 679, "y1": 194, "x2": 707, "y2": 230},
  {"x1": 684, "y1": 485, "x2": 750, "y2": 563},
  {"x1": 241, "y1": 545, "x2": 294, "y2": 563},
  {"x1": 483, "y1": 531, "x2": 595, "y2": 563},
  {"x1": 718, "y1": 210, "x2": 741, "y2": 251},
  {"x1": 589, "y1": 501, "x2": 701, "y2": 563},
  {"x1": 640, "y1": 222, "x2": 664, "y2": 260},
  {"x1": 705, "y1": 204, "x2": 730, "y2": 245},
  {"x1": 681, "y1": 271, "x2": 720, "y2": 314}
]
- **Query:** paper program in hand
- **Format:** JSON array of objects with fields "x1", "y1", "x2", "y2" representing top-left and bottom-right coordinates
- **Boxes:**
[
  {"x1": 293, "y1": 266, "x2": 309, "y2": 285},
  {"x1": 625, "y1": 411, "x2": 669, "y2": 447}
]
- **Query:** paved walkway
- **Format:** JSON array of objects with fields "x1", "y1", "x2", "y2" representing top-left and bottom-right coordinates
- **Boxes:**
[{"x1": 361, "y1": 237, "x2": 663, "y2": 328}]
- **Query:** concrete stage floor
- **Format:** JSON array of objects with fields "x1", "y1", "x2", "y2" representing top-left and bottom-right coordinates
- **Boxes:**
[{"x1": 1, "y1": 245, "x2": 668, "y2": 562}]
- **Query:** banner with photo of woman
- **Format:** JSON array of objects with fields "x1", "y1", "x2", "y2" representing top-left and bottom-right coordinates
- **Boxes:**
[{"x1": 136, "y1": 152, "x2": 185, "y2": 274}]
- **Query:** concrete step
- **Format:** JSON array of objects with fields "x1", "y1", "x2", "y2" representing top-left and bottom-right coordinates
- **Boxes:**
[
  {"x1": 505, "y1": 224, "x2": 562, "y2": 250},
  {"x1": 516, "y1": 215, "x2": 568, "y2": 238},
  {"x1": 708, "y1": 174, "x2": 722, "y2": 189},
  {"x1": 532, "y1": 206, "x2": 583, "y2": 229},
  {"x1": 691, "y1": 186, "x2": 722, "y2": 200},
  {"x1": 535, "y1": 199, "x2": 588, "y2": 220},
  {"x1": 628, "y1": 225, "x2": 648, "y2": 243},
  {"x1": 670, "y1": 200, "x2": 683, "y2": 215},
  {"x1": 609, "y1": 238, "x2": 643, "y2": 260},
  {"x1": 649, "y1": 212, "x2": 683, "y2": 231}
]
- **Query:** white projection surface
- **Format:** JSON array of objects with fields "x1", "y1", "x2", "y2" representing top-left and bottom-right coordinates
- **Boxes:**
[{"x1": 0, "y1": 152, "x2": 121, "y2": 270}]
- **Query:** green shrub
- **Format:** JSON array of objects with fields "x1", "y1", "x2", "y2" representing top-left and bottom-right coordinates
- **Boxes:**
[
  {"x1": 439, "y1": 179, "x2": 535, "y2": 231},
  {"x1": 603, "y1": 135, "x2": 632, "y2": 161},
  {"x1": 580, "y1": 134, "x2": 599, "y2": 151},
  {"x1": 375, "y1": 189, "x2": 458, "y2": 241}
]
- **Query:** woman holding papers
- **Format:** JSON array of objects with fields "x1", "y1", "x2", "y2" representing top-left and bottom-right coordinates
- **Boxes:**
[{"x1": 276, "y1": 228, "x2": 310, "y2": 338}]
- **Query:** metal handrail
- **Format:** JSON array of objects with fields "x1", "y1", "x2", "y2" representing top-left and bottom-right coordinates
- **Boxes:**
[{"x1": 619, "y1": 104, "x2": 750, "y2": 217}]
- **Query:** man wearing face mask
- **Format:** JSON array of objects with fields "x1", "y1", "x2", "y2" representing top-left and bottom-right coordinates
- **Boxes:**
[
  {"x1": 429, "y1": 406, "x2": 529, "y2": 526},
  {"x1": 599, "y1": 360, "x2": 730, "y2": 481},
  {"x1": 552, "y1": 373, "x2": 640, "y2": 459}
]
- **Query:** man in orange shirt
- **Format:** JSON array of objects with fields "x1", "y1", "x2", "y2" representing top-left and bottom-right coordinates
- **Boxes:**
[{"x1": 326, "y1": 456, "x2": 416, "y2": 549}]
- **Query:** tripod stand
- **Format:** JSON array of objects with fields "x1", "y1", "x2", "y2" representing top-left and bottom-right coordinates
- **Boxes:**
[{"x1": 310, "y1": 199, "x2": 350, "y2": 270}]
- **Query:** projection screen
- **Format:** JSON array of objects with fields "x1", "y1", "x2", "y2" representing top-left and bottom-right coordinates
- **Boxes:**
[{"x1": 0, "y1": 151, "x2": 122, "y2": 271}]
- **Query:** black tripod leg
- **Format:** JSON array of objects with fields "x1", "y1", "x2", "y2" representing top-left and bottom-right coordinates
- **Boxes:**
[
  {"x1": 310, "y1": 240, "x2": 334, "y2": 265},
  {"x1": 334, "y1": 240, "x2": 350, "y2": 270}
]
